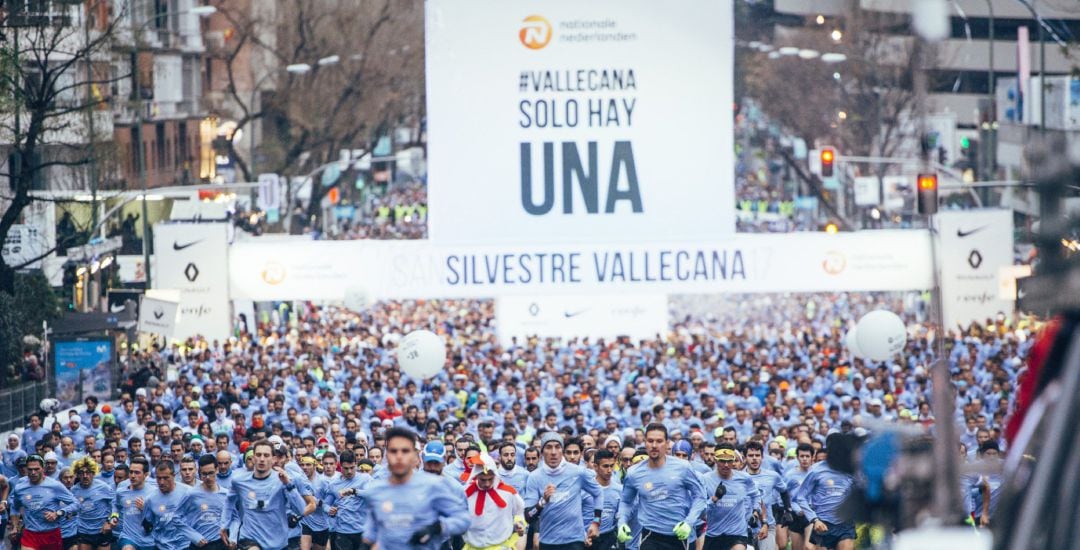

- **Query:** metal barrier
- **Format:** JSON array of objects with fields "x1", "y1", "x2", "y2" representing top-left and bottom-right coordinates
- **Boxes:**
[{"x1": 0, "y1": 381, "x2": 49, "y2": 433}]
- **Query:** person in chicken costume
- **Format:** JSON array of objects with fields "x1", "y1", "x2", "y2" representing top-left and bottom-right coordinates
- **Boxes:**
[{"x1": 462, "y1": 453, "x2": 527, "y2": 550}]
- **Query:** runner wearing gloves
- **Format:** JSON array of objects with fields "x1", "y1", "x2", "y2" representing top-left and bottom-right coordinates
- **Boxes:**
[
  {"x1": 616, "y1": 424, "x2": 706, "y2": 550},
  {"x1": 700, "y1": 445, "x2": 761, "y2": 550}
]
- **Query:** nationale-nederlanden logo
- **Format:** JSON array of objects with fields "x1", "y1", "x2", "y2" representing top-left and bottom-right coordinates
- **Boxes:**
[{"x1": 519, "y1": 15, "x2": 552, "y2": 49}]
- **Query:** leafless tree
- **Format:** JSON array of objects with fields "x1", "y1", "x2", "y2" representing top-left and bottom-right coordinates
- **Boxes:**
[
  {"x1": 207, "y1": 0, "x2": 423, "y2": 224},
  {"x1": 0, "y1": 0, "x2": 128, "y2": 295}
]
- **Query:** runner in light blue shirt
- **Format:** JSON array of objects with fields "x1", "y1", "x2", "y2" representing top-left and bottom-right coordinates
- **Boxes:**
[
  {"x1": 361, "y1": 428, "x2": 470, "y2": 549},
  {"x1": 617, "y1": 424, "x2": 706, "y2": 547},
  {"x1": 523, "y1": 432, "x2": 603, "y2": 547}
]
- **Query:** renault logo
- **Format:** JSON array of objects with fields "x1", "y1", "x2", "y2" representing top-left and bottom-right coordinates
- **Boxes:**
[
  {"x1": 184, "y1": 262, "x2": 200, "y2": 282},
  {"x1": 967, "y1": 250, "x2": 983, "y2": 269}
]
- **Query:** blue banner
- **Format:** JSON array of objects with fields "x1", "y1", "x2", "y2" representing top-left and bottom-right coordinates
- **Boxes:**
[{"x1": 54, "y1": 340, "x2": 113, "y2": 409}]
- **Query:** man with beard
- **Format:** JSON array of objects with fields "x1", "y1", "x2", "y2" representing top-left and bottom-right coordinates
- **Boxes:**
[{"x1": 9, "y1": 454, "x2": 78, "y2": 550}]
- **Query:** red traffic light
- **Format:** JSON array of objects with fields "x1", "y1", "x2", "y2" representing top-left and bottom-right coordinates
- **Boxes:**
[{"x1": 821, "y1": 149, "x2": 835, "y2": 163}]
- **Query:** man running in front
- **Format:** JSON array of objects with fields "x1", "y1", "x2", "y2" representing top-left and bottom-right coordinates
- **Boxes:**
[
  {"x1": 361, "y1": 428, "x2": 471, "y2": 549},
  {"x1": 617, "y1": 424, "x2": 706, "y2": 550}
]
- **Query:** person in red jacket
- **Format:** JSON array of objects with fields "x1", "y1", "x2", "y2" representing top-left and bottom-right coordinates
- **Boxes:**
[{"x1": 375, "y1": 398, "x2": 402, "y2": 422}]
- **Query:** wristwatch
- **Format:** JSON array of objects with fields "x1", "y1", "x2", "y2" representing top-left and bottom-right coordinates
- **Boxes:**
[{"x1": 57, "y1": 509, "x2": 66, "y2": 519}]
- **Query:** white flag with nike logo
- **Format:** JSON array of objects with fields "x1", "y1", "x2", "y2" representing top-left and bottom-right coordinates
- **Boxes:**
[
  {"x1": 152, "y1": 223, "x2": 232, "y2": 341},
  {"x1": 935, "y1": 209, "x2": 1015, "y2": 330}
]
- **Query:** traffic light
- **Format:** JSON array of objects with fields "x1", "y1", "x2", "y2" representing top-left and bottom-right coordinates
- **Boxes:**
[
  {"x1": 916, "y1": 173, "x2": 938, "y2": 215},
  {"x1": 820, "y1": 147, "x2": 836, "y2": 178}
]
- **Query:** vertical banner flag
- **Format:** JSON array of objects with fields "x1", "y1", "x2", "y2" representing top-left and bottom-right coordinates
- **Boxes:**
[
  {"x1": 153, "y1": 223, "x2": 232, "y2": 341},
  {"x1": 936, "y1": 209, "x2": 1015, "y2": 330},
  {"x1": 137, "y1": 295, "x2": 179, "y2": 337},
  {"x1": 425, "y1": 0, "x2": 735, "y2": 245}
]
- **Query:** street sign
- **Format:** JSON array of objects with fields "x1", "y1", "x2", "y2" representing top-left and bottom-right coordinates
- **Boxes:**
[
  {"x1": 256, "y1": 173, "x2": 282, "y2": 211},
  {"x1": 854, "y1": 176, "x2": 882, "y2": 206}
]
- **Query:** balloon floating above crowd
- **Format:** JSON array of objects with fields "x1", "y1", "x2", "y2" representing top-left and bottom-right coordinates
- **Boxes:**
[
  {"x1": 849, "y1": 310, "x2": 907, "y2": 362},
  {"x1": 397, "y1": 329, "x2": 447, "y2": 379}
]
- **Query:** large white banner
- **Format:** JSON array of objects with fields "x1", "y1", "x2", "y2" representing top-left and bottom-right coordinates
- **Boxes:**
[
  {"x1": 936, "y1": 209, "x2": 1015, "y2": 329},
  {"x1": 425, "y1": 0, "x2": 735, "y2": 245},
  {"x1": 153, "y1": 223, "x2": 231, "y2": 341},
  {"x1": 496, "y1": 294, "x2": 668, "y2": 345},
  {"x1": 228, "y1": 231, "x2": 933, "y2": 301}
]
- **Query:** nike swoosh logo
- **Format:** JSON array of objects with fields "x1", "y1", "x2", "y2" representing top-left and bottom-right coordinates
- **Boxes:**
[
  {"x1": 110, "y1": 304, "x2": 127, "y2": 313},
  {"x1": 564, "y1": 310, "x2": 587, "y2": 318},
  {"x1": 173, "y1": 239, "x2": 203, "y2": 251},
  {"x1": 956, "y1": 226, "x2": 988, "y2": 238}
]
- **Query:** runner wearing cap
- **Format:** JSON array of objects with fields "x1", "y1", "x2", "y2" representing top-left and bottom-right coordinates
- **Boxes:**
[
  {"x1": 523, "y1": 431, "x2": 603, "y2": 549},
  {"x1": 3, "y1": 434, "x2": 27, "y2": 479},
  {"x1": 9, "y1": 453, "x2": 78, "y2": 550},
  {"x1": 43, "y1": 452, "x2": 61, "y2": 480},
  {"x1": 272, "y1": 438, "x2": 317, "y2": 550},
  {"x1": 360, "y1": 428, "x2": 470, "y2": 549},
  {"x1": 461, "y1": 454, "x2": 525, "y2": 550},
  {"x1": 700, "y1": 444, "x2": 760, "y2": 550},
  {"x1": 616, "y1": 424, "x2": 705, "y2": 550},
  {"x1": 323, "y1": 450, "x2": 369, "y2": 550}
]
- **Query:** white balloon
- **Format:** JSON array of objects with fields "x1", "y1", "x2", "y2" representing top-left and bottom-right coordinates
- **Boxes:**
[
  {"x1": 397, "y1": 329, "x2": 447, "y2": 379},
  {"x1": 845, "y1": 327, "x2": 863, "y2": 359},
  {"x1": 855, "y1": 310, "x2": 907, "y2": 361}
]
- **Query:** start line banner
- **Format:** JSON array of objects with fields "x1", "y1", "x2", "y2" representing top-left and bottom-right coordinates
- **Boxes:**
[{"x1": 228, "y1": 231, "x2": 933, "y2": 301}]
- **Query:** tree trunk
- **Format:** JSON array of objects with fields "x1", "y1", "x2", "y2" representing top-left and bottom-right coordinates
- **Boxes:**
[{"x1": 0, "y1": 262, "x2": 15, "y2": 296}]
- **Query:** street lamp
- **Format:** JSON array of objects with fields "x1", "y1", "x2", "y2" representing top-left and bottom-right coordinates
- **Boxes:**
[{"x1": 131, "y1": 4, "x2": 216, "y2": 289}]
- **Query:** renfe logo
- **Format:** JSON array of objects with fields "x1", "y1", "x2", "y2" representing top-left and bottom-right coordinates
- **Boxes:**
[{"x1": 519, "y1": 15, "x2": 552, "y2": 49}]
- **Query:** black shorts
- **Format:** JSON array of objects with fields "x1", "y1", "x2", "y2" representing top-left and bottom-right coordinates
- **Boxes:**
[
  {"x1": 772, "y1": 505, "x2": 786, "y2": 526},
  {"x1": 788, "y1": 513, "x2": 811, "y2": 534},
  {"x1": 331, "y1": 532, "x2": 367, "y2": 550},
  {"x1": 537, "y1": 543, "x2": 585, "y2": 550},
  {"x1": 704, "y1": 534, "x2": 751, "y2": 550},
  {"x1": 62, "y1": 535, "x2": 79, "y2": 549},
  {"x1": 301, "y1": 525, "x2": 330, "y2": 546},
  {"x1": 593, "y1": 530, "x2": 618, "y2": 550},
  {"x1": 640, "y1": 529, "x2": 688, "y2": 550},
  {"x1": 189, "y1": 540, "x2": 229, "y2": 550},
  {"x1": 76, "y1": 532, "x2": 115, "y2": 547},
  {"x1": 236, "y1": 539, "x2": 263, "y2": 550},
  {"x1": 809, "y1": 520, "x2": 856, "y2": 549}
]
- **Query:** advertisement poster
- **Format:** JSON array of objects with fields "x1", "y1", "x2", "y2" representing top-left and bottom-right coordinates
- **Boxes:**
[
  {"x1": 53, "y1": 340, "x2": 113, "y2": 409},
  {"x1": 426, "y1": 0, "x2": 735, "y2": 245}
]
